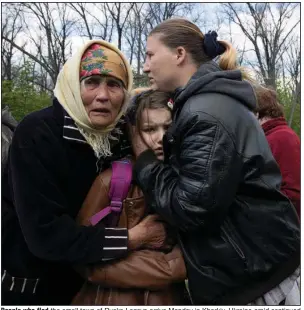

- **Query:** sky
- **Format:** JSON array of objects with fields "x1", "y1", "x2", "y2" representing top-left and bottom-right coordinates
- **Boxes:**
[{"x1": 5, "y1": 2, "x2": 301, "y2": 80}]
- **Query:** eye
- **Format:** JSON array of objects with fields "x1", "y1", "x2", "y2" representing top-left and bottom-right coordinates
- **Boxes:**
[
  {"x1": 107, "y1": 79, "x2": 122, "y2": 88},
  {"x1": 84, "y1": 77, "x2": 100, "y2": 88},
  {"x1": 143, "y1": 127, "x2": 155, "y2": 133},
  {"x1": 146, "y1": 52, "x2": 153, "y2": 60}
]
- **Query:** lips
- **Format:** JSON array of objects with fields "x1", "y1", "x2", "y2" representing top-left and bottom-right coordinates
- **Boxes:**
[
  {"x1": 154, "y1": 148, "x2": 163, "y2": 156},
  {"x1": 92, "y1": 108, "x2": 110, "y2": 113}
]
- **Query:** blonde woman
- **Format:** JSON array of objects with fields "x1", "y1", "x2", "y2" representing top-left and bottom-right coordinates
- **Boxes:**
[
  {"x1": 2, "y1": 41, "x2": 168, "y2": 305},
  {"x1": 132, "y1": 18, "x2": 300, "y2": 305}
]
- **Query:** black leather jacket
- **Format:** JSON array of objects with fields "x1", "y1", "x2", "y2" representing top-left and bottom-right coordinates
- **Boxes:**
[{"x1": 134, "y1": 62, "x2": 300, "y2": 304}]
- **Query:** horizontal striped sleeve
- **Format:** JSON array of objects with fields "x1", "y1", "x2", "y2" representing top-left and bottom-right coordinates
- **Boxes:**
[{"x1": 101, "y1": 228, "x2": 128, "y2": 260}]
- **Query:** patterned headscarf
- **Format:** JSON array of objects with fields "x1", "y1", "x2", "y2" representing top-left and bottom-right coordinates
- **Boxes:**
[{"x1": 80, "y1": 43, "x2": 128, "y2": 88}]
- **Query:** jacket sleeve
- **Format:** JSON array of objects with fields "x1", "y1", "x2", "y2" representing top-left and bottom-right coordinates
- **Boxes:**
[
  {"x1": 267, "y1": 130, "x2": 300, "y2": 216},
  {"x1": 8, "y1": 116, "x2": 128, "y2": 264},
  {"x1": 75, "y1": 172, "x2": 186, "y2": 289},
  {"x1": 134, "y1": 101, "x2": 244, "y2": 232},
  {"x1": 86, "y1": 245, "x2": 186, "y2": 290}
]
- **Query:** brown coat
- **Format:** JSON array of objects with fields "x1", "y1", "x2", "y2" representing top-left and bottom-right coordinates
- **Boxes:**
[{"x1": 71, "y1": 168, "x2": 188, "y2": 306}]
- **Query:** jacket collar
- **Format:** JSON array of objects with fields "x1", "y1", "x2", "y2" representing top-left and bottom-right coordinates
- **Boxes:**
[
  {"x1": 52, "y1": 97, "x2": 88, "y2": 145},
  {"x1": 262, "y1": 117, "x2": 288, "y2": 135},
  {"x1": 62, "y1": 112, "x2": 87, "y2": 144},
  {"x1": 52, "y1": 97, "x2": 133, "y2": 161},
  {"x1": 172, "y1": 61, "x2": 221, "y2": 104},
  {"x1": 172, "y1": 60, "x2": 256, "y2": 115}
]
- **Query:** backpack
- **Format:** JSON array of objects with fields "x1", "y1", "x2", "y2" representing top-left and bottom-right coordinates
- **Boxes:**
[{"x1": 89, "y1": 159, "x2": 133, "y2": 227}]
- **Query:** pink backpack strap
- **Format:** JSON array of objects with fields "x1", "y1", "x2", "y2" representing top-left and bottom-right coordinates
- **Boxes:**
[{"x1": 89, "y1": 159, "x2": 132, "y2": 226}]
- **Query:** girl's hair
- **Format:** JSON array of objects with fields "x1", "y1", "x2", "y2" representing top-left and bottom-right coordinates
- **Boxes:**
[
  {"x1": 136, "y1": 90, "x2": 172, "y2": 133},
  {"x1": 149, "y1": 18, "x2": 254, "y2": 82},
  {"x1": 253, "y1": 84, "x2": 285, "y2": 119},
  {"x1": 127, "y1": 88, "x2": 172, "y2": 132}
]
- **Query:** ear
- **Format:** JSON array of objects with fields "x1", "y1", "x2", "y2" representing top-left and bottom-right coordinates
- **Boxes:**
[{"x1": 175, "y1": 46, "x2": 187, "y2": 65}]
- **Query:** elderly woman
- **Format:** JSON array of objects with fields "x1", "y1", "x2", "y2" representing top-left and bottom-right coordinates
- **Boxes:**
[
  {"x1": 254, "y1": 85, "x2": 300, "y2": 217},
  {"x1": 1, "y1": 40, "x2": 168, "y2": 305}
]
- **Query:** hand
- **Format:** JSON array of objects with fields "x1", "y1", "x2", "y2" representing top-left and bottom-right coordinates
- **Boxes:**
[
  {"x1": 128, "y1": 214, "x2": 170, "y2": 251},
  {"x1": 129, "y1": 125, "x2": 149, "y2": 157}
]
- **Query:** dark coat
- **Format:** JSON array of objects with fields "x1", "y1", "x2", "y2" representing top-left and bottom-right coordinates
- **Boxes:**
[
  {"x1": 2, "y1": 98, "x2": 132, "y2": 305},
  {"x1": 262, "y1": 117, "x2": 300, "y2": 216},
  {"x1": 134, "y1": 62, "x2": 300, "y2": 305}
]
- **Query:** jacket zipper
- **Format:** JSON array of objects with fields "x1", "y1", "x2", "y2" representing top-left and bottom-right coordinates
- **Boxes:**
[
  {"x1": 177, "y1": 233, "x2": 194, "y2": 305},
  {"x1": 221, "y1": 226, "x2": 245, "y2": 259},
  {"x1": 107, "y1": 288, "x2": 113, "y2": 305},
  {"x1": 144, "y1": 290, "x2": 149, "y2": 305},
  {"x1": 94, "y1": 284, "x2": 100, "y2": 305}
]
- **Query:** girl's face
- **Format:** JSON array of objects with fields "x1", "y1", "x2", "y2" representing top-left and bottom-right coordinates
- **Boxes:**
[{"x1": 139, "y1": 108, "x2": 172, "y2": 160}]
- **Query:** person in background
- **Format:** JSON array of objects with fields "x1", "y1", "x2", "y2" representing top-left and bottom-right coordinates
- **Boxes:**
[
  {"x1": 1, "y1": 41, "x2": 168, "y2": 305},
  {"x1": 1, "y1": 106, "x2": 18, "y2": 173},
  {"x1": 72, "y1": 88, "x2": 188, "y2": 306},
  {"x1": 254, "y1": 85, "x2": 300, "y2": 217},
  {"x1": 132, "y1": 18, "x2": 300, "y2": 305}
]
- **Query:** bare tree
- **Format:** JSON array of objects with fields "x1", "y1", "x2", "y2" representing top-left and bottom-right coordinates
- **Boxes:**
[
  {"x1": 106, "y1": 3, "x2": 135, "y2": 50},
  {"x1": 3, "y1": 3, "x2": 77, "y2": 88},
  {"x1": 1, "y1": 3, "x2": 23, "y2": 81},
  {"x1": 284, "y1": 35, "x2": 300, "y2": 126},
  {"x1": 70, "y1": 3, "x2": 114, "y2": 41},
  {"x1": 222, "y1": 3, "x2": 300, "y2": 88},
  {"x1": 69, "y1": 3, "x2": 93, "y2": 39},
  {"x1": 146, "y1": 3, "x2": 195, "y2": 25},
  {"x1": 124, "y1": 8, "x2": 138, "y2": 67},
  {"x1": 285, "y1": 36, "x2": 300, "y2": 100}
]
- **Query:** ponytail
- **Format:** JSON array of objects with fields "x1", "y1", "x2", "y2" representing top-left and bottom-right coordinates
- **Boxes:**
[{"x1": 218, "y1": 40, "x2": 255, "y2": 82}]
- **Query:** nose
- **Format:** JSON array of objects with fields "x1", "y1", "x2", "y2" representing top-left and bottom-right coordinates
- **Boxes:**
[
  {"x1": 95, "y1": 82, "x2": 110, "y2": 102},
  {"x1": 155, "y1": 128, "x2": 165, "y2": 146},
  {"x1": 143, "y1": 59, "x2": 150, "y2": 73}
]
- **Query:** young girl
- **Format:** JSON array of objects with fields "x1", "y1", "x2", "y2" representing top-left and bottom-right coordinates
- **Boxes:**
[{"x1": 72, "y1": 89, "x2": 188, "y2": 306}]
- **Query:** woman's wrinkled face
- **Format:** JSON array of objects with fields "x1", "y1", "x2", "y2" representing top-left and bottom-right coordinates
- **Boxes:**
[
  {"x1": 139, "y1": 108, "x2": 172, "y2": 160},
  {"x1": 80, "y1": 75, "x2": 125, "y2": 128},
  {"x1": 143, "y1": 35, "x2": 179, "y2": 92}
]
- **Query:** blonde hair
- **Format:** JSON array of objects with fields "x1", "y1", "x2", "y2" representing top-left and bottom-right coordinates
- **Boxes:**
[
  {"x1": 150, "y1": 18, "x2": 255, "y2": 82},
  {"x1": 130, "y1": 87, "x2": 152, "y2": 97}
]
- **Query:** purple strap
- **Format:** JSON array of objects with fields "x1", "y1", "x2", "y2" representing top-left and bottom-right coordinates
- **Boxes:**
[{"x1": 89, "y1": 159, "x2": 132, "y2": 226}]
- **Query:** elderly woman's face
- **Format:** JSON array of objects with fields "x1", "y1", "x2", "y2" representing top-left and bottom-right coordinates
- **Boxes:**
[{"x1": 80, "y1": 75, "x2": 125, "y2": 128}]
